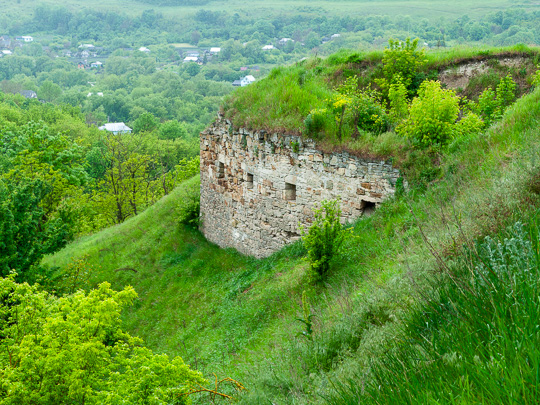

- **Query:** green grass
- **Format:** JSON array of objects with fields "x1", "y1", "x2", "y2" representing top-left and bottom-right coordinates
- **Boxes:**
[
  {"x1": 45, "y1": 86, "x2": 540, "y2": 403},
  {"x1": 329, "y1": 218, "x2": 540, "y2": 404}
]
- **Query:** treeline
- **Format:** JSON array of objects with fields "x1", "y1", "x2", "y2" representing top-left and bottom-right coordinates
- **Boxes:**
[
  {"x1": 0, "y1": 93, "x2": 199, "y2": 282},
  {"x1": 7, "y1": 5, "x2": 540, "y2": 49}
]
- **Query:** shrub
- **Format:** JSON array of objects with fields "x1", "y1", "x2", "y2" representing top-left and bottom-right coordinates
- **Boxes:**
[
  {"x1": 397, "y1": 80, "x2": 460, "y2": 146},
  {"x1": 300, "y1": 199, "x2": 349, "y2": 279},
  {"x1": 304, "y1": 108, "x2": 328, "y2": 137},
  {"x1": 377, "y1": 38, "x2": 426, "y2": 96},
  {"x1": 388, "y1": 79, "x2": 408, "y2": 124},
  {"x1": 495, "y1": 74, "x2": 516, "y2": 109},
  {"x1": 532, "y1": 66, "x2": 540, "y2": 87},
  {"x1": 332, "y1": 76, "x2": 389, "y2": 138},
  {"x1": 455, "y1": 111, "x2": 484, "y2": 137},
  {"x1": 177, "y1": 181, "x2": 200, "y2": 228},
  {"x1": 475, "y1": 75, "x2": 516, "y2": 126},
  {"x1": 477, "y1": 86, "x2": 498, "y2": 125}
]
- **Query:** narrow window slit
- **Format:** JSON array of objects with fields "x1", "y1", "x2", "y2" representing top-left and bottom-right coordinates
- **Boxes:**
[{"x1": 217, "y1": 162, "x2": 225, "y2": 178}]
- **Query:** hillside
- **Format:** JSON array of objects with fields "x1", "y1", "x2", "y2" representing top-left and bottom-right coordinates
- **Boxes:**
[{"x1": 45, "y1": 58, "x2": 540, "y2": 404}]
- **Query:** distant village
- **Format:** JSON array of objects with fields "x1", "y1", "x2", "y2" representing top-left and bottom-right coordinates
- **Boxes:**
[{"x1": 0, "y1": 33, "x2": 347, "y2": 94}]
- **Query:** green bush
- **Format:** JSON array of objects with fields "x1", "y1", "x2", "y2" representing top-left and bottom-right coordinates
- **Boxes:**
[
  {"x1": 177, "y1": 181, "x2": 200, "y2": 228},
  {"x1": 377, "y1": 38, "x2": 426, "y2": 96},
  {"x1": 475, "y1": 75, "x2": 516, "y2": 126},
  {"x1": 388, "y1": 79, "x2": 408, "y2": 124},
  {"x1": 300, "y1": 199, "x2": 350, "y2": 280},
  {"x1": 303, "y1": 108, "x2": 327, "y2": 137},
  {"x1": 397, "y1": 80, "x2": 460, "y2": 146},
  {"x1": 332, "y1": 76, "x2": 389, "y2": 138}
]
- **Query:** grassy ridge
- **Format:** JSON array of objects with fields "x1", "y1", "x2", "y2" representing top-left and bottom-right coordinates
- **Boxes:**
[
  {"x1": 224, "y1": 45, "x2": 539, "y2": 138},
  {"x1": 45, "y1": 85, "x2": 540, "y2": 403}
]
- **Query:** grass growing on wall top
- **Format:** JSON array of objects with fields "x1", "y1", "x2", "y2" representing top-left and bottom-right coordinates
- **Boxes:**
[{"x1": 223, "y1": 44, "x2": 539, "y2": 140}]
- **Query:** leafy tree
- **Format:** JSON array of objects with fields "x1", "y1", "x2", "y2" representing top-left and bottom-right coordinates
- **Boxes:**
[
  {"x1": 132, "y1": 112, "x2": 159, "y2": 133},
  {"x1": 378, "y1": 38, "x2": 426, "y2": 96},
  {"x1": 300, "y1": 199, "x2": 349, "y2": 280},
  {"x1": 159, "y1": 120, "x2": 188, "y2": 140},
  {"x1": 37, "y1": 80, "x2": 62, "y2": 102},
  {"x1": 185, "y1": 62, "x2": 201, "y2": 77},
  {"x1": 0, "y1": 178, "x2": 74, "y2": 281},
  {"x1": 305, "y1": 32, "x2": 321, "y2": 49},
  {"x1": 0, "y1": 277, "x2": 206, "y2": 404}
]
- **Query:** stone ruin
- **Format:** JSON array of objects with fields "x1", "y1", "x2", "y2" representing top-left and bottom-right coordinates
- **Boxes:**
[{"x1": 200, "y1": 114, "x2": 401, "y2": 258}]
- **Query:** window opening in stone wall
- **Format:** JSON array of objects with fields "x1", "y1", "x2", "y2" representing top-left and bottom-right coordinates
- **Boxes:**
[
  {"x1": 217, "y1": 162, "x2": 225, "y2": 178},
  {"x1": 361, "y1": 200, "x2": 376, "y2": 216},
  {"x1": 246, "y1": 173, "x2": 254, "y2": 189},
  {"x1": 285, "y1": 182, "x2": 296, "y2": 200}
]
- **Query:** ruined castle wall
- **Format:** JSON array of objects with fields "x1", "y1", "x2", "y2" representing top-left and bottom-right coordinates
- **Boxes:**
[{"x1": 200, "y1": 115, "x2": 401, "y2": 258}]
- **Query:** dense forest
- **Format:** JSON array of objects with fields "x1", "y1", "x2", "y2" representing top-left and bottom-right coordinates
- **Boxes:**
[{"x1": 1, "y1": 0, "x2": 540, "y2": 403}]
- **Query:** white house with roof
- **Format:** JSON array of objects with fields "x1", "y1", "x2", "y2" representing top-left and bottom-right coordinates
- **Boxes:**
[
  {"x1": 183, "y1": 56, "x2": 201, "y2": 63},
  {"x1": 262, "y1": 44, "x2": 276, "y2": 50},
  {"x1": 139, "y1": 47, "x2": 151, "y2": 53},
  {"x1": 98, "y1": 123, "x2": 132, "y2": 135},
  {"x1": 232, "y1": 75, "x2": 256, "y2": 87},
  {"x1": 16, "y1": 36, "x2": 33, "y2": 42},
  {"x1": 210, "y1": 47, "x2": 221, "y2": 54}
]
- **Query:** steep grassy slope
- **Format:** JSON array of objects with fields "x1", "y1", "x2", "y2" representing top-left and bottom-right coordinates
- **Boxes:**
[{"x1": 45, "y1": 84, "x2": 540, "y2": 403}]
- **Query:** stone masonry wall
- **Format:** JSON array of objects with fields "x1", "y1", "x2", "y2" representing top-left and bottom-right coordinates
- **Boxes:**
[{"x1": 200, "y1": 114, "x2": 401, "y2": 258}]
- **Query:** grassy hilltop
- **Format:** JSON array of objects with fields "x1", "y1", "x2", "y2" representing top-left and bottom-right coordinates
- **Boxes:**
[{"x1": 44, "y1": 45, "x2": 540, "y2": 403}]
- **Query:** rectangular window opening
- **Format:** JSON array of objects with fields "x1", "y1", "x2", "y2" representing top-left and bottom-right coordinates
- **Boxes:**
[
  {"x1": 246, "y1": 173, "x2": 254, "y2": 189},
  {"x1": 217, "y1": 161, "x2": 225, "y2": 178},
  {"x1": 285, "y1": 182, "x2": 296, "y2": 201},
  {"x1": 361, "y1": 200, "x2": 376, "y2": 216}
]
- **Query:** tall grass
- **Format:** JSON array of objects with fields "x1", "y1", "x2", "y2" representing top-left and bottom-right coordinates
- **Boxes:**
[{"x1": 329, "y1": 218, "x2": 540, "y2": 404}]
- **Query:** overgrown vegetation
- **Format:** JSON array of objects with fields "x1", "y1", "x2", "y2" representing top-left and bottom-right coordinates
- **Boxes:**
[
  {"x1": 224, "y1": 44, "x2": 538, "y2": 148},
  {"x1": 0, "y1": 277, "x2": 205, "y2": 404}
]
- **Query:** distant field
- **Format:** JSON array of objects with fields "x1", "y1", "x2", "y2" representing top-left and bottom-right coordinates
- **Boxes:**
[{"x1": 1, "y1": 0, "x2": 538, "y2": 21}]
